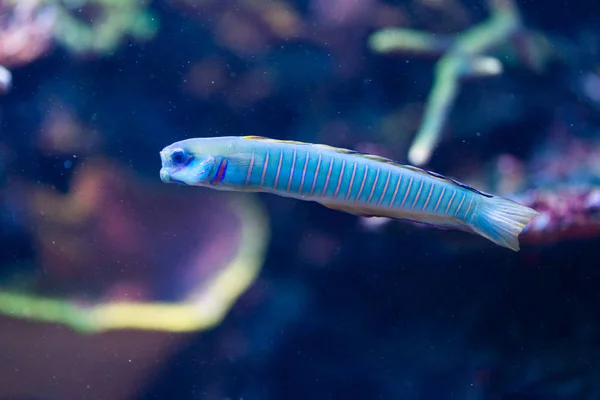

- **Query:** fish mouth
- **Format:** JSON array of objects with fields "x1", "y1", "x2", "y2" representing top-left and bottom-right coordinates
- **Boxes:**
[
  {"x1": 160, "y1": 168, "x2": 171, "y2": 183},
  {"x1": 160, "y1": 168, "x2": 188, "y2": 186}
]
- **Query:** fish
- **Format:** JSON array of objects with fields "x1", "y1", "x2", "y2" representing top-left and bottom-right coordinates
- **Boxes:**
[{"x1": 159, "y1": 136, "x2": 539, "y2": 251}]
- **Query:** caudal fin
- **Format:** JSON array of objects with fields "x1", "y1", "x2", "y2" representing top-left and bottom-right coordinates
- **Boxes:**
[{"x1": 467, "y1": 195, "x2": 539, "y2": 251}]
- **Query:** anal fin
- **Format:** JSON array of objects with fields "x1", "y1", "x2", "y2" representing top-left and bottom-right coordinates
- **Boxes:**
[
  {"x1": 317, "y1": 202, "x2": 381, "y2": 218},
  {"x1": 316, "y1": 200, "x2": 470, "y2": 231}
]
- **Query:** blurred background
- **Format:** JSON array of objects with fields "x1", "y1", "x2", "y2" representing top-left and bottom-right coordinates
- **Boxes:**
[{"x1": 1, "y1": 0, "x2": 600, "y2": 399}]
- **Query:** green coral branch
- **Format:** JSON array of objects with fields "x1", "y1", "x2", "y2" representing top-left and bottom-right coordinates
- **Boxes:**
[
  {"x1": 52, "y1": 0, "x2": 158, "y2": 54},
  {"x1": 7, "y1": 0, "x2": 158, "y2": 55},
  {"x1": 369, "y1": 29, "x2": 454, "y2": 55},
  {"x1": 369, "y1": 0, "x2": 534, "y2": 166},
  {"x1": 0, "y1": 194, "x2": 270, "y2": 334}
]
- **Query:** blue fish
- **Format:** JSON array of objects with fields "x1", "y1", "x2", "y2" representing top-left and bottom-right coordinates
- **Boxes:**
[{"x1": 160, "y1": 136, "x2": 539, "y2": 251}]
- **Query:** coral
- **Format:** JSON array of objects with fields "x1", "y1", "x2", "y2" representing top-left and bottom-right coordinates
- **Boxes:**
[
  {"x1": 0, "y1": 0, "x2": 56, "y2": 68},
  {"x1": 0, "y1": 0, "x2": 157, "y2": 62},
  {"x1": 42, "y1": 0, "x2": 158, "y2": 54},
  {"x1": 0, "y1": 158, "x2": 269, "y2": 333},
  {"x1": 521, "y1": 188, "x2": 600, "y2": 245},
  {"x1": 369, "y1": 0, "x2": 548, "y2": 166}
]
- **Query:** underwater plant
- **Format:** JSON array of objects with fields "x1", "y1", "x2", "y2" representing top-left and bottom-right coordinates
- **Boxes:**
[{"x1": 369, "y1": 0, "x2": 548, "y2": 166}]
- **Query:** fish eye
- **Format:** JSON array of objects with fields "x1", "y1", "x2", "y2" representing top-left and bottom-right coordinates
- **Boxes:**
[{"x1": 171, "y1": 149, "x2": 187, "y2": 165}]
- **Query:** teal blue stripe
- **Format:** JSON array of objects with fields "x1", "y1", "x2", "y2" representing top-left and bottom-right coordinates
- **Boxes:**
[
  {"x1": 299, "y1": 150, "x2": 318, "y2": 196},
  {"x1": 281, "y1": 146, "x2": 298, "y2": 191},
  {"x1": 289, "y1": 148, "x2": 306, "y2": 195},
  {"x1": 369, "y1": 168, "x2": 386, "y2": 205},
  {"x1": 436, "y1": 183, "x2": 455, "y2": 215},
  {"x1": 354, "y1": 164, "x2": 371, "y2": 203},
  {"x1": 249, "y1": 148, "x2": 266, "y2": 187},
  {"x1": 308, "y1": 150, "x2": 320, "y2": 195},
  {"x1": 244, "y1": 147, "x2": 261, "y2": 187},
  {"x1": 356, "y1": 163, "x2": 369, "y2": 201},
  {"x1": 299, "y1": 149, "x2": 324, "y2": 197},
  {"x1": 360, "y1": 166, "x2": 377, "y2": 205},
  {"x1": 308, "y1": 152, "x2": 327, "y2": 196},
  {"x1": 328, "y1": 158, "x2": 346, "y2": 199},
  {"x1": 358, "y1": 165, "x2": 377, "y2": 204},
  {"x1": 300, "y1": 152, "x2": 312, "y2": 196},
  {"x1": 263, "y1": 149, "x2": 279, "y2": 189},
  {"x1": 404, "y1": 175, "x2": 424, "y2": 210},
  {"x1": 390, "y1": 170, "x2": 410, "y2": 208},
  {"x1": 341, "y1": 161, "x2": 355, "y2": 200},
  {"x1": 375, "y1": 167, "x2": 390, "y2": 205},
  {"x1": 297, "y1": 150, "x2": 313, "y2": 196},
  {"x1": 413, "y1": 180, "x2": 432, "y2": 210},
  {"x1": 454, "y1": 190, "x2": 475, "y2": 219},
  {"x1": 447, "y1": 188, "x2": 466, "y2": 217},
  {"x1": 285, "y1": 147, "x2": 299, "y2": 192},
  {"x1": 314, "y1": 153, "x2": 341, "y2": 199},
  {"x1": 343, "y1": 161, "x2": 362, "y2": 201},
  {"x1": 336, "y1": 156, "x2": 351, "y2": 198},
  {"x1": 409, "y1": 178, "x2": 423, "y2": 209},
  {"x1": 272, "y1": 149, "x2": 284, "y2": 190},
  {"x1": 354, "y1": 162, "x2": 367, "y2": 201},
  {"x1": 382, "y1": 170, "x2": 400, "y2": 207},
  {"x1": 258, "y1": 148, "x2": 275, "y2": 188},
  {"x1": 303, "y1": 149, "x2": 322, "y2": 196},
  {"x1": 423, "y1": 182, "x2": 441, "y2": 212},
  {"x1": 396, "y1": 174, "x2": 413, "y2": 209}
]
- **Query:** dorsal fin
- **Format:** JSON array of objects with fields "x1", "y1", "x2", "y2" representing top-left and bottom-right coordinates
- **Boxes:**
[
  {"x1": 242, "y1": 136, "x2": 308, "y2": 146},
  {"x1": 241, "y1": 136, "x2": 492, "y2": 198}
]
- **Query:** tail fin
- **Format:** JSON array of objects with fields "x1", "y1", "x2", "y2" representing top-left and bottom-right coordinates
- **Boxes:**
[{"x1": 467, "y1": 195, "x2": 539, "y2": 251}]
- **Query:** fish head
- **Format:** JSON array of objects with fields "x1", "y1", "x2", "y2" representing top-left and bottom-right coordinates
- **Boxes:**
[{"x1": 159, "y1": 142, "x2": 217, "y2": 186}]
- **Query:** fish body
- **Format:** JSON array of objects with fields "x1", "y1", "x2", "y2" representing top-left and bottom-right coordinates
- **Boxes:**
[{"x1": 160, "y1": 136, "x2": 538, "y2": 251}]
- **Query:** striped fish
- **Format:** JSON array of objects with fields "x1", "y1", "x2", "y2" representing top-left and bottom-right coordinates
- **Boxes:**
[{"x1": 159, "y1": 136, "x2": 538, "y2": 251}]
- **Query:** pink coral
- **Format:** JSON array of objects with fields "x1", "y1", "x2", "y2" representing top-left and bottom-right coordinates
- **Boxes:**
[{"x1": 0, "y1": 1, "x2": 56, "y2": 68}]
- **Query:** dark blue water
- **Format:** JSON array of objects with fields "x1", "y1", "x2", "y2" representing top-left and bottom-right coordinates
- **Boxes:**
[{"x1": 1, "y1": 0, "x2": 599, "y2": 399}]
